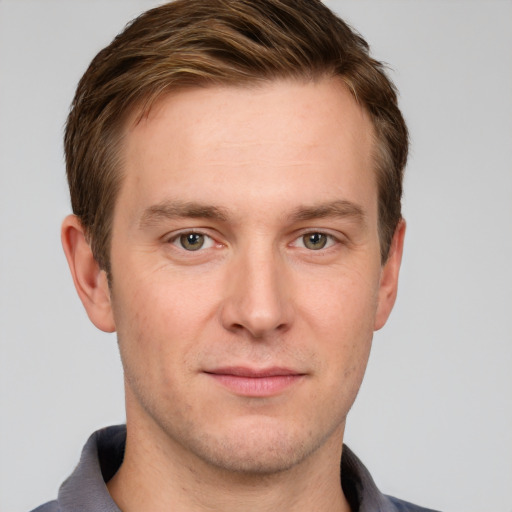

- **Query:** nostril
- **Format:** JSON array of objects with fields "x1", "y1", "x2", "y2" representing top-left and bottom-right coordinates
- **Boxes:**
[{"x1": 218, "y1": 264, "x2": 293, "y2": 338}]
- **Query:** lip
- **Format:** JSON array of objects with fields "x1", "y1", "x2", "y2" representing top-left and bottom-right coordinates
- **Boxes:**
[{"x1": 204, "y1": 366, "x2": 305, "y2": 397}]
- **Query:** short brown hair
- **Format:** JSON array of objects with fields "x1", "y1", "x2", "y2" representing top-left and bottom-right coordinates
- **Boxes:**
[{"x1": 65, "y1": 0, "x2": 408, "y2": 272}]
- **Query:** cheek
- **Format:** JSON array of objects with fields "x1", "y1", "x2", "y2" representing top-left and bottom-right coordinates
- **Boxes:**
[
  {"x1": 298, "y1": 264, "x2": 380, "y2": 335},
  {"x1": 296, "y1": 267, "x2": 378, "y2": 382},
  {"x1": 111, "y1": 270, "x2": 221, "y2": 370}
]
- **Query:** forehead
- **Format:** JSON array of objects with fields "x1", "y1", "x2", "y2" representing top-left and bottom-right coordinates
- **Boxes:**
[
  {"x1": 130, "y1": 78, "x2": 373, "y2": 151},
  {"x1": 119, "y1": 78, "x2": 377, "y2": 221}
]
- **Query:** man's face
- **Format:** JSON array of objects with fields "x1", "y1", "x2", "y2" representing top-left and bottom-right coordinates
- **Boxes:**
[{"x1": 104, "y1": 78, "x2": 401, "y2": 474}]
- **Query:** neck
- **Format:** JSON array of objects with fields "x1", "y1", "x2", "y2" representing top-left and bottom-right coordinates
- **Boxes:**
[{"x1": 107, "y1": 415, "x2": 351, "y2": 512}]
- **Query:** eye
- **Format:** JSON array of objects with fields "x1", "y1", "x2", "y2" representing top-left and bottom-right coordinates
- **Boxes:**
[
  {"x1": 295, "y1": 232, "x2": 336, "y2": 250},
  {"x1": 171, "y1": 232, "x2": 215, "y2": 251}
]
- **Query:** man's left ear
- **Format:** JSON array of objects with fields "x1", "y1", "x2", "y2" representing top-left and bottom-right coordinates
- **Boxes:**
[{"x1": 374, "y1": 219, "x2": 406, "y2": 331}]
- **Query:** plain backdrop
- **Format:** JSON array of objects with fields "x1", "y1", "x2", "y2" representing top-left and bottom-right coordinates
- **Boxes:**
[{"x1": 1, "y1": 1, "x2": 511, "y2": 511}]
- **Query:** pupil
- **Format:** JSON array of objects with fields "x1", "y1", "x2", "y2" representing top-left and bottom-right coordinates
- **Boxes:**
[
  {"x1": 181, "y1": 233, "x2": 204, "y2": 251},
  {"x1": 305, "y1": 233, "x2": 327, "y2": 250}
]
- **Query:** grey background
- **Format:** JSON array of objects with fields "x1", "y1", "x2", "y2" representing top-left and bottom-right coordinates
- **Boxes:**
[{"x1": 1, "y1": 1, "x2": 511, "y2": 511}]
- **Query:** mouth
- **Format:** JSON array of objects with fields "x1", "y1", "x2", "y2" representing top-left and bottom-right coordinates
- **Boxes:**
[{"x1": 204, "y1": 366, "x2": 306, "y2": 397}]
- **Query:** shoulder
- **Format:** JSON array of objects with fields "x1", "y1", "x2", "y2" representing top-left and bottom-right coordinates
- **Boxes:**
[
  {"x1": 29, "y1": 501, "x2": 60, "y2": 512},
  {"x1": 386, "y1": 495, "x2": 442, "y2": 512},
  {"x1": 341, "y1": 445, "x2": 442, "y2": 512}
]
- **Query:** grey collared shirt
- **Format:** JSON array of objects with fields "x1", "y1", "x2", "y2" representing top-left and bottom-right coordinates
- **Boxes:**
[{"x1": 31, "y1": 425, "x2": 440, "y2": 512}]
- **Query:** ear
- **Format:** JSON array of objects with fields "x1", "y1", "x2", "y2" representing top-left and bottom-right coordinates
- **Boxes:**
[
  {"x1": 61, "y1": 215, "x2": 116, "y2": 333},
  {"x1": 374, "y1": 219, "x2": 406, "y2": 331}
]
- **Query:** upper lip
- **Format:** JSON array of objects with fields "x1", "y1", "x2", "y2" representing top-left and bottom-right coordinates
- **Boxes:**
[{"x1": 205, "y1": 366, "x2": 304, "y2": 378}]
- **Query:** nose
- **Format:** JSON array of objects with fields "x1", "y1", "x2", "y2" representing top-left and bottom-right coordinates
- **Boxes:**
[{"x1": 220, "y1": 245, "x2": 293, "y2": 339}]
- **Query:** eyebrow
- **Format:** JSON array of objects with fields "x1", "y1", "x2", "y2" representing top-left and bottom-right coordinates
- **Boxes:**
[
  {"x1": 289, "y1": 200, "x2": 366, "y2": 224},
  {"x1": 139, "y1": 198, "x2": 366, "y2": 229},
  {"x1": 139, "y1": 200, "x2": 229, "y2": 228}
]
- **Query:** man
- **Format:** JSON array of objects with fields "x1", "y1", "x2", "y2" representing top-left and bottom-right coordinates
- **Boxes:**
[{"x1": 32, "y1": 1, "x2": 438, "y2": 511}]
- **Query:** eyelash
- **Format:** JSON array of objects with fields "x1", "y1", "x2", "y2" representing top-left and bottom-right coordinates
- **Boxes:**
[
  {"x1": 292, "y1": 232, "x2": 338, "y2": 251},
  {"x1": 167, "y1": 231, "x2": 217, "y2": 251},
  {"x1": 166, "y1": 230, "x2": 340, "y2": 252}
]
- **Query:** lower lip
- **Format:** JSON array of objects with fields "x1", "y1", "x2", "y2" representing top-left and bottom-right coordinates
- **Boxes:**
[{"x1": 206, "y1": 374, "x2": 303, "y2": 397}]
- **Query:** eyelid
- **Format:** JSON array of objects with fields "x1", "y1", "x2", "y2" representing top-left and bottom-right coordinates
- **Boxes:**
[
  {"x1": 165, "y1": 229, "x2": 218, "y2": 250},
  {"x1": 163, "y1": 228, "x2": 345, "y2": 250},
  {"x1": 290, "y1": 230, "x2": 341, "y2": 250}
]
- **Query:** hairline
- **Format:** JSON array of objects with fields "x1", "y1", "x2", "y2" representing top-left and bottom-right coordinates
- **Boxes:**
[{"x1": 90, "y1": 74, "x2": 396, "y2": 274}]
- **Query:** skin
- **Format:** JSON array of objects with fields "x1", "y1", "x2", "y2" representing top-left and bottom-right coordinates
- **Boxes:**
[{"x1": 62, "y1": 77, "x2": 405, "y2": 512}]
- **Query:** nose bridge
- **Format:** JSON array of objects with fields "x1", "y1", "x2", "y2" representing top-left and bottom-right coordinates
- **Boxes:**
[{"x1": 221, "y1": 236, "x2": 291, "y2": 338}]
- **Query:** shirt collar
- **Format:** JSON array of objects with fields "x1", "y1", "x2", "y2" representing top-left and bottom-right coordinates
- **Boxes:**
[{"x1": 58, "y1": 424, "x2": 398, "y2": 512}]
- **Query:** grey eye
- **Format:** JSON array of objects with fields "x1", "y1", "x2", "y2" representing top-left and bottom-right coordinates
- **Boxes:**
[
  {"x1": 179, "y1": 233, "x2": 205, "y2": 251},
  {"x1": 302, "y1": 233, "x2": 328, "y2": 250}
]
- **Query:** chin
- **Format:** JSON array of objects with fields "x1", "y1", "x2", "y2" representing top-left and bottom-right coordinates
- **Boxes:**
[
  {"x1": 194, "y1": 436, "x2": 309, "y2": 476},
  {"x1": 173, "y1": 416, "x2": 339, "y2": 477}
]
